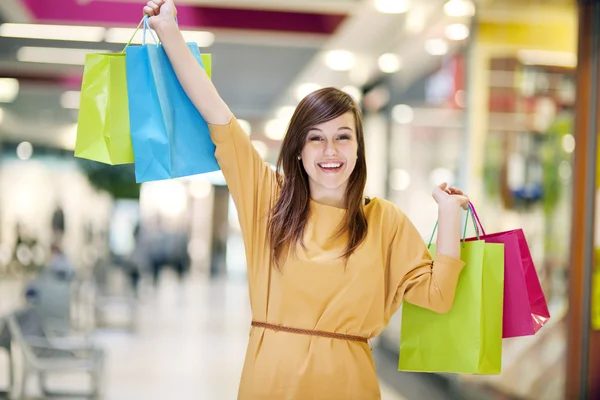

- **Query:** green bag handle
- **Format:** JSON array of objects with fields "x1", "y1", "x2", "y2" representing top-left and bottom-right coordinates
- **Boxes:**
[
  {"x1": 427, "y1": 205, "x2": 480, "y2": 249},
  {"x1": 121, "y1": 14, "x2": 172, "y2": 53},
  {"x1": 121, "y1": 17, "x2": 146, "y2": 53}
]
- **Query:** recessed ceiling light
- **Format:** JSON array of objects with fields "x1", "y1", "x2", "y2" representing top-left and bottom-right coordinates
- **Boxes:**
[
  {"x1": 17, "y1": 47, "x2": 97, "y2": 65},
  {"x1": 60, "y1": 91, "x2": 80, "y2": 109},
  {"x1": 445, "y1": 24, "x2": 470, "y2": 41},
  {"x1": 375, "y1": 0, "x2": 409, "y2": 14},
  {"x1": 295, "y1": 83, "x2": 321, "y2": 101},
  {"x1": 425, "y1": 39, "x2": 449, "y2": 56},
  {"x1": 265, "y1": 119, "x2": 288, "y2": 140},
  {"x1": 0, "y1": 78, "x2": 19, "y2": 103},
  {"x1": 443, "y1": 0, "x2": 475, "y2": 17},
  {"x1": 378, "y1": 53, "x2": 402, "y2": 73},
  {"x1": 325, "y1": 50, "x2": 356, "y2": 71},
  {"x1": 0, "y1": 23, "x2": 105, "y2": 42}
]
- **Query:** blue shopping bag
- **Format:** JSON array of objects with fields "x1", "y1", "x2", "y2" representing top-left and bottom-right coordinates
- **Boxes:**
[{"x1": 126, "y1": 17, "x2": 219, "y2": 183}]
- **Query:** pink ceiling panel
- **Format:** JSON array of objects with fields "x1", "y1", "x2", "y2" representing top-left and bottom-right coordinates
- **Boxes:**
[{"x1": 21, "y1": 0, "x2": 346, "y2": 34}]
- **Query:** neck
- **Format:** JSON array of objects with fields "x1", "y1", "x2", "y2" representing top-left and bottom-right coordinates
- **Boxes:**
[{"x1": 309, "y1": 182, "x2": 347, "y2": 208}]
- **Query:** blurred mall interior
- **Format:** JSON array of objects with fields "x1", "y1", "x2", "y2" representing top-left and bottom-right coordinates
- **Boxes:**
[{"x1": 0, "y1": 0, "x2": 599, "y2": 398}]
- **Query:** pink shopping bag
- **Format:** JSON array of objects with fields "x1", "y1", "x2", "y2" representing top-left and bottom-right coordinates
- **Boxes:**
[{"x1": 466, "y1": 202, "x2": 550, "y2": 338}]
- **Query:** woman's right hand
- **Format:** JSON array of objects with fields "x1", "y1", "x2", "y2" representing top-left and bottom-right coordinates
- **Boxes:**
[{"x1": 143, "y1": 0, "x2": 177, "y2": 30}]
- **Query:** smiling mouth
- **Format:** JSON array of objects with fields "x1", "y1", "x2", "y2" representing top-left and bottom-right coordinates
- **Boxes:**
[{"x1": 317, "y1": 162, "x2": 344, "y2": 173}]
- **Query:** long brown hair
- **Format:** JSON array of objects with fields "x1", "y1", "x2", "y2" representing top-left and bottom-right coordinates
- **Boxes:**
[{"x1": 267, "y1": 87, "x2": 368, "y2": 268}]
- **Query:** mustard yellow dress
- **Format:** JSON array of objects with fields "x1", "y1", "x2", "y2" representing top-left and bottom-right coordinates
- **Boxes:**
[{"x1": 208, "y1": 117, "x2": 465, "y2": 400}]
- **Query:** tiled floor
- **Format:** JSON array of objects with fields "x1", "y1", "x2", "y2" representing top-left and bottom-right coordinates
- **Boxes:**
[{"x1": 1, "y1": 271, "x2": 406, "y2": 400}]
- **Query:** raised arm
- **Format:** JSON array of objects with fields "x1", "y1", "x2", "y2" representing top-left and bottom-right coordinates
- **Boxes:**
[
  {"x1": 144, "y1": 0, "x2": 232, "y2": 125},
  {"x1": 143, "y1": 0, "x2": 277, "y2": 248},
  {"x1": 385, "y1": 206, "x2": 466, "y2": 318}
]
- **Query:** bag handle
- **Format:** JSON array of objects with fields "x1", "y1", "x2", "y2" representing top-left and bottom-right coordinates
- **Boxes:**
[
  {"x1": 467, "y1": 201, "x2": 487, "y2": 236},
  {"x1": 142, "y1": 15, "x2": 159, "y2": 45},
  {"x1": 120, "y1": 17, "x2": 148, "y2": 53},
  {"x1": 427, "y1": 205, "x2": 479, "y2": 250},
  {"x1": 121, "y1": 14, "x2": 175, "y2": 53}
]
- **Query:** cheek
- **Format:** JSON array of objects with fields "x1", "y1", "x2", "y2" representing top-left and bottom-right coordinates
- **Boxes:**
[
  {"x1": 300, "y1": 146, "x2": 317, "y2": 165},
  {"x1": 343, "y1": 146, "x2": 358, "y2": 168}
]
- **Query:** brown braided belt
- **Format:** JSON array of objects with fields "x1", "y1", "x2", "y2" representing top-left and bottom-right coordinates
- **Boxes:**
[{"x1": 251, "y1": 321, "x2": 369, "y2": 343}]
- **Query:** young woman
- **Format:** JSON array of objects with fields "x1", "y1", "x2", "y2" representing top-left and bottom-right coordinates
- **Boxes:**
[{"x1": 143, "y1": 1, "x2": 469, "y2": 398}]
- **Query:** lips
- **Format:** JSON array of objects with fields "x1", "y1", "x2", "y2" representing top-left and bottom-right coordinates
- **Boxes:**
[{"x1": 317, "y1": 161, "x2": 344, "y2": 173}]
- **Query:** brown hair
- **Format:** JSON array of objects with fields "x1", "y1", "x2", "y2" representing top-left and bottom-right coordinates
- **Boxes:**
[{"x1": 267, "y1": 87, "x2": 368, "y2": 268}]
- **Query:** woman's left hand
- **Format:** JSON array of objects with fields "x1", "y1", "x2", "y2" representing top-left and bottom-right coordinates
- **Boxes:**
[{"x1": 432, "y1": 182, "x2": 469, "y2": 210}]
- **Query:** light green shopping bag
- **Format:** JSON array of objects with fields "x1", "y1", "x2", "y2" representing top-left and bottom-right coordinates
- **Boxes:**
[
  {"x1": 74, "y1": 17, "x2": 212, "y2": 165},
  {"x1": 398, "y1": 209, "x2": 505, "y2": 374},
  {"x1": 74, "y1": 52, "x2": 133, "y2": 165}
]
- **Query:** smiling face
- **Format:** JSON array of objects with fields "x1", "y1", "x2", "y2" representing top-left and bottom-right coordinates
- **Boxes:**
[{"x1": 300, "y1": 112, "x2": 358, "y2": 202}]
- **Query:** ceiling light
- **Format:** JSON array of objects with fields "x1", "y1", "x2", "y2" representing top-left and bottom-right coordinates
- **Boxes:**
[
  {"x1": 60, "y1": 123, "x2": 78, "y2": 151},
  {"x1": 562, "y1": 134, "x2": 575, "y2": 153},
  {"x1": 341, "y1": 86, "x2": 362, "y2": 103},
  {"x1": 60, "y1": 91, "x2": 80, "y2": 109},
  {"x1": 16, "y1": 46, "x2": 97, "y2": 65},
  {"x1": 237, "y1": 119, "x2": 252, "y2": 135},
  {"x1": 0, "y1": 23, "x2": 105, "y2": 42},
  {"x1": 429, "y1": 168, "x2": 455, "y2": 187},
  {"x1": 295, "y1": 83, "x2": 321, "y2": 101},
  {"x1": 276, "y1": 106, "x2": 296, "y2": 121},
  {"x1": 425, "y1": 39, "x2": 448, "y2": 56},
  {"x1": 105, "y1": 27, "x2": 215, "y2": 47},
  {"x1": 265, "y1": 119, "x2": 288, "y2": 140},
  {"x1": 445, "y1": 24, "x2": 470, "y2": 41},
  {"x1": 182, "y1": 31, "x2": 215, "y2": 47},
  {"x1": 378, "y1": 53, "x2": 402, "y2": 73},
  {"x1": 392, "y1": 104, "x2": 414, "y2": 124},
  {"x1": 251, "y1": 140, "x2": 269, "y2": 159},
  {"x1": 375, "y1": 0, "x2": 409, "y2": 14},
  {"x1": 105, "y1": 27, "x2": 149, "y2": 45},
  {"x1": 443, "y1": 0, "x2": 475, "y2": 17},
  {"x1": 16, "y1": 141, "x2": 33, "y2": 161},
  {"x1": 325, "y1": 50, "x2": 355, "y2": 71},
  {"x1": 0, "y1": 78, "x2": 19, "y2": 103},
  {"x1": 405, "y1": 8, "x2": 426, "y2": 34}
]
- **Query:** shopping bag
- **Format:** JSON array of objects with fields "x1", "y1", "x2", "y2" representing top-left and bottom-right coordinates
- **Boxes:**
[
  {"x1": 593, "y1": 266, "x2": 600, "y2": 330},
  {"x1": 126, "y1": 17, "x2": 219, "y2": 183},
  {"x1": 399, "y1": 209, "x2": 504, "y2": 374},
  {"x1": 74, "y1": 51, "x2": 133, "y2": 165},
  {"x1": 466, "y1": 202, "x2": 550, "y2": 338}
]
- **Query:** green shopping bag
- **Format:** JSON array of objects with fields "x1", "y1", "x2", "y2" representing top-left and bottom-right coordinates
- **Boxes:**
[
  {"x1": 398, "y1": 209, "x2": 505, "y2": 374},
  {"x1": 74, "y1": 17, "x2": 212, "y2": 165},
  {"x1": 74, "y1": 51, "x2": 133, "y2": 165}
]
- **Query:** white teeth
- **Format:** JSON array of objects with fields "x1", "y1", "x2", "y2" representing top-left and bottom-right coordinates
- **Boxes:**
[{"x1": 319, "y1": 162, "x2": 342, "y2": 168}]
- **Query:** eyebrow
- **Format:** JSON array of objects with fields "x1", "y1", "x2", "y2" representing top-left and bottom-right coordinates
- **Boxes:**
[{"x1": 309, "y1": 126, "x2": 354, "y2": 132}]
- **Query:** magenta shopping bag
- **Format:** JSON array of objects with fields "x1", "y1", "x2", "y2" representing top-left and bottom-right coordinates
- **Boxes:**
[{"x1": 466, "y1": 202, "x2": 550, "y2": 338}]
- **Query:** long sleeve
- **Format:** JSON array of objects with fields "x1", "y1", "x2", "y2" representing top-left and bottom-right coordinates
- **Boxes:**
[
  {"x1": 207, "y1": 116, "x2": 277, "y2": 251},
  {"x1": 385, "y1": 208, "x2": 465, "y2": 319}
]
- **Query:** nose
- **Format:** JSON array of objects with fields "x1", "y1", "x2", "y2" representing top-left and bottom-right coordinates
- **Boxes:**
[{"x1": 324, "y1": 139, "x2": 338, "y2": 157}]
